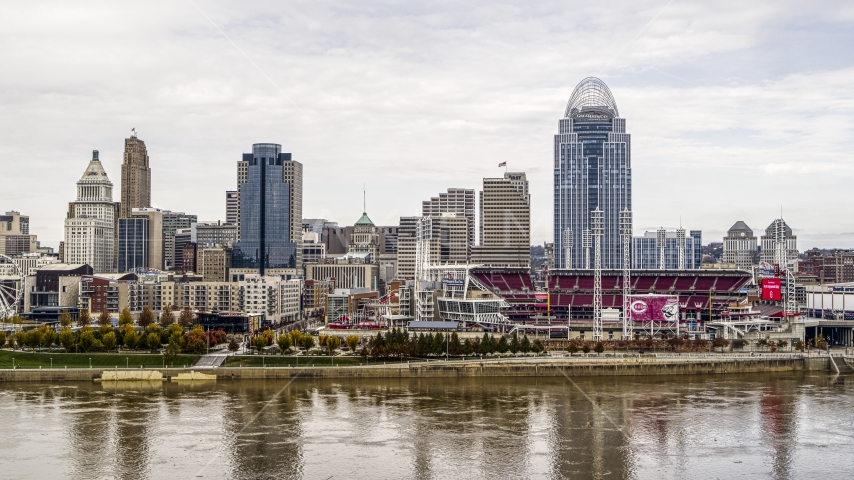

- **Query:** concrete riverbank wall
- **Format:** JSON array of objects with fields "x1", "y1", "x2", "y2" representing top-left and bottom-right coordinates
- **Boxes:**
[{"x1": 0, "y1": 355, "x2": 835, "y2": 382}]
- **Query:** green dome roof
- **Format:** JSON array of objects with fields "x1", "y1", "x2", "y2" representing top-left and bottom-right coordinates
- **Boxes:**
[{"x1": 355, "y1": 212, "x2": 374, "y2": 226}]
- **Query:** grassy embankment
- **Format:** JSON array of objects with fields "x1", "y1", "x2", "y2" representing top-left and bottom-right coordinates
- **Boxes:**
[
  {"x1": 224, "y1": 355, "x2": 366, "y2": 367},
  {"x1": 0, "y1": 350, "x2": 200, "y2": 369}
]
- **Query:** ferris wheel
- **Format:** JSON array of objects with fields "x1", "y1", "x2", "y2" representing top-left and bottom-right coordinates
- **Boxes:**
[{"x1": 0, "y1": 254, "x2": 23, "y2": 319}]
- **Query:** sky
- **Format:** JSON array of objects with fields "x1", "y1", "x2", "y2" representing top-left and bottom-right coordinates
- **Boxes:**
[{"x1": 2, "y1": 0, "x2": 854, "y2": 250}]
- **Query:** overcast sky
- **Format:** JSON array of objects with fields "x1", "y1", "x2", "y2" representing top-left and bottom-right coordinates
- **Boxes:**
[{"x1": 2, "y1": 0, "x2": 854, "y2": 250}]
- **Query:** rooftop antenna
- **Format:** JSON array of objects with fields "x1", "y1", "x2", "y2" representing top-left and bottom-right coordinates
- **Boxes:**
[{"x1": 363, "y1": 184, "x2": 366, "y2": 213}]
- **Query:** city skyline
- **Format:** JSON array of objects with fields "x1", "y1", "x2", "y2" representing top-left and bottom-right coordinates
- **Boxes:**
[{"x1": 2, "y1": 1, "x2": 854, "y2": 250}]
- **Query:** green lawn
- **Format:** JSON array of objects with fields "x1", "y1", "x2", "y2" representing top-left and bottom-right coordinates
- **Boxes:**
[
  {"x1": 0, "y1": 350, "x2": 200, "y2": 369},
  {"x1": 224, "y1": 355, "x2": 365, "y2": 367}
]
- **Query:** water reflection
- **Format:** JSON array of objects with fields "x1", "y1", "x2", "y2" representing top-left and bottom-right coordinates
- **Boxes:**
[{"x1": 0, "y1": 373, "x2": 852, "y2": 479}]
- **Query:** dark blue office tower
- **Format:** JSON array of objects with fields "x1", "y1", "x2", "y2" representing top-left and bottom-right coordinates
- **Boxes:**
[
  {"x1": 232, "y1": 143, "x2": 297, "y2": 273},
  {"x1": 554, "y1": 77, "x2": 632, "y2": 269}
]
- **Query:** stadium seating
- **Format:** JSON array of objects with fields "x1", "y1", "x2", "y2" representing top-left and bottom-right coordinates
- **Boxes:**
[
  {"x1": 673, "y1": 277, "x2": 697, "y2": 291},
  {"x1": 471, "y1": 268, "x2": 750, "y2": 319},
  {"x1": 713, "y1": 276, "x2": 742, "y2": 292},
  {"x1": 693, "y1": 277, "x2": 716, "y2": 291},
  {"x1": 634, "y1": 276, "x2": 656, "y2": 291},
  {"x1": 655, "y1": 277, "x2": 676, "y2": 291}
]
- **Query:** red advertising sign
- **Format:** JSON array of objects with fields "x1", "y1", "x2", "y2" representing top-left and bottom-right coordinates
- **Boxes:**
[
  {"x1": 628, "y1": 295, "x2": 680, "y2": 322},
  {"x1": 761, "y1": 278, "x2": 782, "y2": 301}
]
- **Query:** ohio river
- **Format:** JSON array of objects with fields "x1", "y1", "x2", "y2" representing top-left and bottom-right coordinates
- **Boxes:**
[{"x1": 0, "y1": 372, "x2": 852, "y2": 479}]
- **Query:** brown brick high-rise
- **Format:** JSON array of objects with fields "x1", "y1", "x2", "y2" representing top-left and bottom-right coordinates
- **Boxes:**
[{"x1": 120, "y1": 134, "x2": 151, "y2": 218}]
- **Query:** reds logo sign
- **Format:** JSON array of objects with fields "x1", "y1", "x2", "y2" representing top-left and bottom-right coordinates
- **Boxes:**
[{"x1": 630, "y1": 300, "x2": 648, "y2": 315}]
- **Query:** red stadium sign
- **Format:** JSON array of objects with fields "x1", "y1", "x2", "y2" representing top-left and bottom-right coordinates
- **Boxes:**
[
  {"x1": 761, "y1": 278, "x2": 782, "y2": 301},
  {"x1": 628, "y1": 295, "x2": 680, "y2": 322}
]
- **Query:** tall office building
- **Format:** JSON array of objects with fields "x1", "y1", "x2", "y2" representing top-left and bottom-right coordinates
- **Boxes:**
[
  {"x1": 226, "y1": 191, "x2": 238, "y2": 224},
  {"x1": 120, "y1": 133, "x2": 151, "y2": 218},
  {"x1": 173, "y1": 228, "x2": 195, "y2": 273},
  {"x1": 282, "y1": 159, "x2": 303, "y2": 267},
  {"x1": 417, "y1": 214, "x2": 470, "y2": 266},
  {"x1": 396, "y1": 216, "x2": 419, "y2": 279},
  {"x1": 760, "y1": 219, "x2": 798, "y2": 267},
  {"x1": 162, "y1": 211, "x2": 197, "y2": 270},
  {"x1": 232, "y1": 143, "x2": 297, "y2": 273},
  {"x1": 117, "y1": 217, "x2": 149, "y2": 272},
  {"x1": 64, "y1": 150, "x2": 117, "y2": 273},
  {"x1": 722, "y1": 221, "x2": 757, "y2": 269},
  {"x1": 196, "y1": 221, "x2": 238, "y2": 248},
  {"x1": 0, "y1": 211, "x2": 38, "y2": 255},
  {"x1": 472, "y1": 172, "x2": 530, "y2": 267},
  {"x1": 349, "y1": 212, "x2": 379, "y2": 259},
  {"x1": 554, "y1": 77, "x2": 631, "y2": 269},
  {"x1": 237, "y1": 145, "x2": 302, "y2": 266},
  {"x1": 422, "y1": 188, "x2": 476, "y2": 248},
  {"x1": 130, "y1": 207, "x2": 165, "y2": 270}
]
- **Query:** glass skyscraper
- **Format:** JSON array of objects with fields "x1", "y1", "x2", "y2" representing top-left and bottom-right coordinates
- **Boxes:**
[
  {"x1": 117, "y1": 217, "x2": 149, "y2": 273},
  {"x1": 232, "y1": 143, "x2": 297, "y2": 273},
  {"x1": 554, "y1": 77, "x2": 631, "y2": 269}
]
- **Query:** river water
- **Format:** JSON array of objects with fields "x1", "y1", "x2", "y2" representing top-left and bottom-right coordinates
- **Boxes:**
[{"x1": 0, "y1": 372, "x2": 852, "y2": 479}]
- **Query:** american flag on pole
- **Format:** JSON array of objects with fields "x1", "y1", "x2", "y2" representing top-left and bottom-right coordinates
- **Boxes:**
[{"x1": 498, "y1": 162, "x2": 506, "y2": 167}]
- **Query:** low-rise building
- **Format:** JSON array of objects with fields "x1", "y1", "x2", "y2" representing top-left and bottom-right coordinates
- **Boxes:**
[
  {"x1": 799, "y1": 249, "x2": 854, "y2": 284},
  {"x1": 303, "y1": 279, "x2": 333, "y2": 318},
  {"x1": 238, "y1": 274, "x2": 302, "y2": 325},
  {"x1": 9, "y1": 252, "x2": 58, "y2": 276},
  {"x1": 23, "y1": 263, "x2": 93, "y2": 312},
  {"x1": 306, "y1": 258, "x2": 379, "y2": 291},
  {"x1": 325, "y1": 288, "x2": 378, "y2": 324},
  {"x1": 77, "y1": 273, "x2": 137, "y2": 314}
]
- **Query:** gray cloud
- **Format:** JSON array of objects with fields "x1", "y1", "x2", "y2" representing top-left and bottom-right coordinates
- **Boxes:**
[{"x1": 1, "y1": 0, "x2": 853, "y2": 251}]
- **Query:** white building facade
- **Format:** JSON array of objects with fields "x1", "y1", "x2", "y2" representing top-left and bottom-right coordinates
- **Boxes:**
[{"x1": 64, "y1": 150, "x2": 117, "y2": 273}]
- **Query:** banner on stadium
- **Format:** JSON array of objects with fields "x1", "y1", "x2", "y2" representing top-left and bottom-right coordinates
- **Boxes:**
[
  {"x1": 628, "y1": 295, "x2": 680, "y2": 322},
  {"x1": 761, "y1": 278, "x2": 782, "y2": 301}
]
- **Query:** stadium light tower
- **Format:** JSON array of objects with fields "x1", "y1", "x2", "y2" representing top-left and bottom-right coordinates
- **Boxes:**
[
  {"x1": 562, "y1": 228, "x2": 573, "y2": 269},
  {"x1": 620, "y1": 210, "x2": 632, "y2": 340},
  {"x1": 583, "y1": 229, "x2": 592, "y2": 269},
  {"x1": 592, "y1": 208, "x2": 604, "y2": 341},
  {"x1": 774, "y1": 217, "x2": 797, "y2": 316}
]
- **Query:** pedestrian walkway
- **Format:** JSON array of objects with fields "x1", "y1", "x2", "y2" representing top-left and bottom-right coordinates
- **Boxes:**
[
  {"x1": 194, "y1": 355, "x2": 227, "y2": 368},
  {"x1": 830, "y1": 354, "x2": 854, "y2": 373}
]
